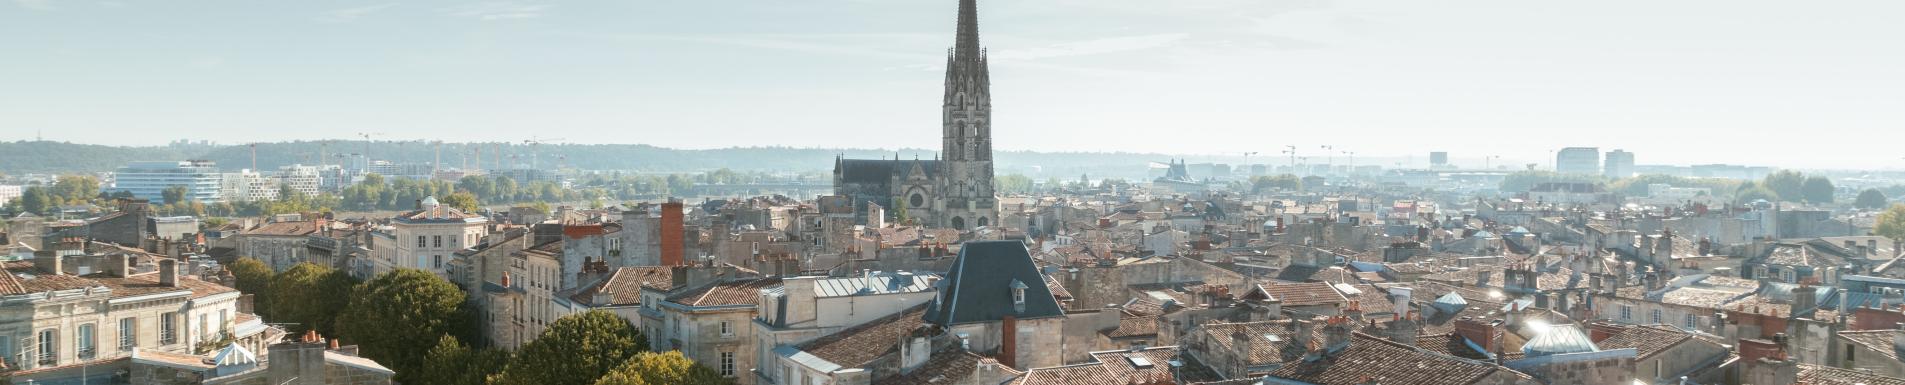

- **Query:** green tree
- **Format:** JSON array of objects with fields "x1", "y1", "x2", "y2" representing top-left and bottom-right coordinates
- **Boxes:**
[
  {"x1": 593, "y1": 351, "x2": 730, "y2": 385},
  {"x1": 51, "y1": 175, "x2": 101, "y2": 204},
  {"x1": 441, "y1": 191, "x2": 481, "y2": 212},
  {"x1": 1763, "y1": 170, "x2": 1806, "y2": 202},
  {"x1": 1250, "y1": 174, "x2": 1301, "y2": 193},
  {"x1": 420, "y1": 335, "x2": 508, "y2": 385},
  {"x1": 1877, "y1": 205, "x2": 1905, "y2": 244},
  {"x1": 16, "y1": 185, "x2": 52, "y2": 215},
  {"x1": 994, "y1": 174, "x2": 1034, "y2": 194},
  {"x1": 267, "y1": 263, "x2": 356, "y2": 336},
  {"x1": 228, "y1": 257, "x2": 275, "y2": 315},
  {"x1": 161, "y1": 185, "x2": 189, "y2": 205},
  {"x1": 1735, "y1": 185, "x2": 1779, "y2": 204},
  {"x1": 1801, "y1": 176, "x2": 1835, "y2": 204},
  {"x1": 337, "y1": 269, "x2": 471, "y2": 383},
  {"x1": 1857, "y1": 189, "x2": 1890, "y2": 210},
  {"x1": 491, "y1": 311, "x2": 649, "y2": 385}
]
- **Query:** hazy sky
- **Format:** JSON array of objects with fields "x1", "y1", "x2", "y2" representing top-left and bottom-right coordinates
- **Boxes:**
[{"x1": 3, "y1": 0, "x2": 1902, "y2": 170}]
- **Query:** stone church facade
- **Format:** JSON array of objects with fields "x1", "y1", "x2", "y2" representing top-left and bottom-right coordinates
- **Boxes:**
[{"x1": 834, "y1": 0, "x2": 998, "y2": 230}]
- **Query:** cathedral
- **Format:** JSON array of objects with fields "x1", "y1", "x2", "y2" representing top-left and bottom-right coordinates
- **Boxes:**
[{"x1": 833, "y1": 0, "x2": 998, "y2": 230}]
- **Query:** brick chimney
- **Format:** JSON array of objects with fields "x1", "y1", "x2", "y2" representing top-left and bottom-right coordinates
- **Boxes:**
[
  {"x1": 1000, "y1": 315, "x2": 1018, "y2": 369},
  {"x1": 1793, "y1": 283, "x2": 1818, "y2": 317},
  {"x1": 1453, "y1": 317, "x2": 1498, "y2": 353},
  {"x1": 660, "y1": 200, "x2": 685, "y2": 266},
  {"x1": 1851, "y1": 306, "x2": 1905, "y2": 331}
]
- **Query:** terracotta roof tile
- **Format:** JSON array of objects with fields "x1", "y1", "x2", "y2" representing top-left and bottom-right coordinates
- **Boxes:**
[
  {"x1": 666, "y1": 277, "x2": 781, "y2": 307},
  {"x1": 1267, "y1": 332, "x2": 1533, "y2": 385},
  {"x1": 795, "y1": 304, "x2": 928, "y2": 367}
]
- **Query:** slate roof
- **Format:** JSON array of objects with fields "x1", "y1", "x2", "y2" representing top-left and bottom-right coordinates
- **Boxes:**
[
  {"x1": 1267, "y1": 332, "x2": 1534, "y2": 385},
  {"x1": 796, "y1": 304, "x2": 928, "y2": 368},
  {"x1": 666, "y1": 277, "x2": 781, "y2": 307},
  {"x1": 837, "y1": 159, "x2": 940, "y2": 184},
  {"x1": 925, "y1": 240, "x2": 1064, "y2": 326}
]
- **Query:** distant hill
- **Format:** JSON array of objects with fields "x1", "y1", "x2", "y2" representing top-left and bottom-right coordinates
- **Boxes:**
[{"x1": 0, "y1": 140, "x2": 1192, "y2": 180}]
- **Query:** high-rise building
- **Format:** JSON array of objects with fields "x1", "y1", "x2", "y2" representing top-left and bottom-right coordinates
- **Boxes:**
[
  {"x1": 219, "y1": 170, "x2": 280, "y2": 203},
  {"x1": 1430, "y1": 152, "x2": 1449, "y2": 167},
  {"x1": 112, "y1": 160, "x2": 223, "y2": 204},
  {"x1": 1604, "y1": 150, "x2": 1635, "y2": 179},
  {"x1": 1556, "y1": 147, "x2": 1600, "y2": 175}
]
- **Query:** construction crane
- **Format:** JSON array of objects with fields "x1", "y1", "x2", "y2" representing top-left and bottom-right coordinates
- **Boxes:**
[
  {"x1": 523, "y1": 136, "x2": 565, "y2": 170},
  {"x1": 357, "y1": 132, "x2": 385, "y2": 169}
]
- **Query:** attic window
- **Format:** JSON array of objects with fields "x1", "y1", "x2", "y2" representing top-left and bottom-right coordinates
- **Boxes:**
[{"x1": 1010, "y1": 279, "x2": 1029, "y2": 307}]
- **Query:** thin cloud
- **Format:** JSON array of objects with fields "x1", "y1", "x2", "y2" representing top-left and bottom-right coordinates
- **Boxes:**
[
  {"x1": 316, "y1": 3, "x2": 399, "y2": 23},
  {"x1": 443, "y1": 2, "x2": 549, "y2": 21}
]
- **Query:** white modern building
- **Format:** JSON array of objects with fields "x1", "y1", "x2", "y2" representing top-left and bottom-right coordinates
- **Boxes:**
[
  {"x1": 218, "y1": 170, "x2": 279, "y2": 203},
  {"x1": 111, "y1": 161, "x2": 222, "y2": 204},
  {"x1": 276, "y1": 164, "x2": 322, "y2": 198},
  {"x1": 1604, "y1": 149, "x2": 1635, "y2": 179},
  {"x1": 1556, "y1": 147, "x2": 1601, "y2": 176}
]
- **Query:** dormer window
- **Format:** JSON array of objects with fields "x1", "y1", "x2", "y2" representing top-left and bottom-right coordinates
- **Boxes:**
[{"x1": 1009, "y1": 279, "x2": 1029, "y2": 312}]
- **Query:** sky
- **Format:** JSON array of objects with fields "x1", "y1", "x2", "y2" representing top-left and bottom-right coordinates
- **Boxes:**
[{"x1": 3, "y1": 0, "x2": 1902, "y2": 170}]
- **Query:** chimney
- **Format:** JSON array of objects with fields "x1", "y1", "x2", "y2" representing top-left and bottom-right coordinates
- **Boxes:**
[
  {"x1": 1294, "y1": 318, "x2": 1315, "y2": 351},
  {"x1": 1453, "y1": 318, "x2": 1497, "y2": 353},
  {"x1": 660, "y1": 201, "x2": 685, "y2": 266},
  {"x1": 1000, "y1": 315, "x2": 1019, "y2": 369},
  {"x1": 1386, "y1": 312, "x2": 1420, "y2": 346},
  {"x1": 106, "y1": 253, "x2": 132, "y2": 278},
  {"x1": 1322, "y1": 315, "x2": 1352, "y2": 351},
  {"x1": 159, "y1": 258, "x2": 180, "y2": 287},
  {"x1": 33, "y1": 250, "x2": 63, "y2": 275},
  {"x1": 1793, "y1": 284, "x2": 1818, "y2": 317},
  {"x1": 1388, "y1": 287, "x2": 1413, "y2": 317},
  {"x1": 1871, "y1": 239, "x2": 1881, "y2": 257}
]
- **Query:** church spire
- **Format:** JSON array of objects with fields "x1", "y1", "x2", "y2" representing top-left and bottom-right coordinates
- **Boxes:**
[{"x1": 954, "y1": 0, "x2": 981, "y2": 60}]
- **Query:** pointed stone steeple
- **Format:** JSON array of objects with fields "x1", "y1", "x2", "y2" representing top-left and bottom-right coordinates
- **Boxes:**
[{"x1": 954, "y1": 0, "x2": 981, "y2": 60}]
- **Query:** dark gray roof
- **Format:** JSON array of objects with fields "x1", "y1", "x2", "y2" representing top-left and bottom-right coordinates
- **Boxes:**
[
  {"x1": 925, "y1": 240, "x2": 1063, "y2": 326},
  {"x1": 837, "y1": 159, "x2": 940, "y2": 184}
]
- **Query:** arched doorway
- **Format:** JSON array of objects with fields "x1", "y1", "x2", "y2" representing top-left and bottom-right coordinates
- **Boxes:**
[
  {"x1": 977, "y1": 216, "x2": 989, "y2": 228},
  {"x1": 950, "y1": 216, "x2": 966, "y2": 230}
]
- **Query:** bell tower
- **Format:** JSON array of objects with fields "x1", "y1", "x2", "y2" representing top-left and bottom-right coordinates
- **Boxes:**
[{"x1": 938, "y1": 0, "x2": 997, "y2": 230}]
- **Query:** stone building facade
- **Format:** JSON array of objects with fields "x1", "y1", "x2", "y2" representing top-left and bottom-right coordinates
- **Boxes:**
[{"x1": 832, "y1": 0, "x2": 997, "y2": 230}]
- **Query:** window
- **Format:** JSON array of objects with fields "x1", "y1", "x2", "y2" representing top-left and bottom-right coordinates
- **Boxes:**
[
  {"x1": 1651, "y1": 309, "x2": 1663, "y2": 324},
  {"x1": 434, "y1": 235, "x2": 443, "y2": 248},
  {"x1": 1013, "y1": 286, "x2": 1026, "y2": 305},
  {"x1": 77, "y1": 323, "x2": 96, "y2": 359},
  {"x1": 720, "y1": 352, "x2": 736, "y2": 376},
  {"x1": 1848, "y1": 344, "x2": 1857, "y2": 362},
  {"x1": 220, "y1": 310, "x2": 229, "y2": 333},
  {"x1": 418, "y1": 236, "x2": 427, "y2": 248},
  {"x1": 1684, "y1": 313, "x2": 1697, "y2": 329},
  {"x1": 120, "y1": 318, "x2": 137, "y2": 351},
  {"x1": 38, "y1": 329, "x2": 57, "y2": 365},
  {"x1": 720, "y1": 321, "x2": 733, "y2": 337},
  {"x1": 200, "y1": 314, "x2": 210, "y2": 339},
  {"x1": 161, "y1": 312, "x2": 178, "y2": 344},
  {"x1": 1620, "y1": 305, "x2": 1632, "y2": 321},
  {"x1": 433, "y1": 255, "x2": 443, "y2": 269},
  {"x1": 0, "y1": 336, "x2": 11, "y2": 368}
]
